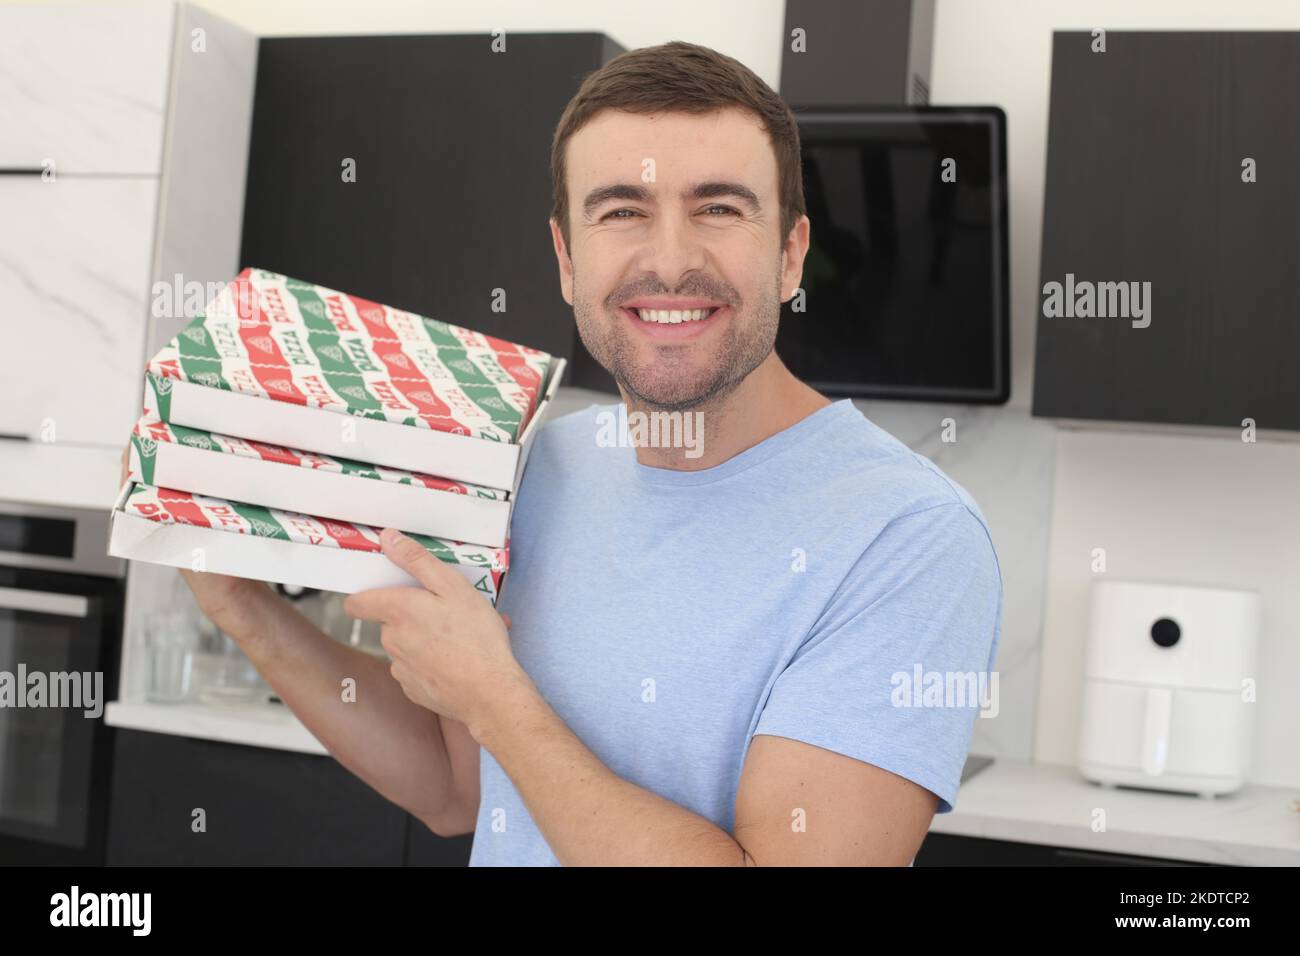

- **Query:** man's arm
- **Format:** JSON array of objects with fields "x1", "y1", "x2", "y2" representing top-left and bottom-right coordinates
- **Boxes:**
[
  {"x1": 473, "y1": 683, "x2": 936, "y2": 866},
  {"x1": 351, "y1": 527, "x2": 949, "y2": 864},
  {"x1": 734, "y1": 733, "x2": 938, "y2": 864},
  {"x1": 118, "y1": 445, "x2": 479, "y2": 835},
  {"x1": 220, "y1": 582, "x2": 481, "y2": 836}
]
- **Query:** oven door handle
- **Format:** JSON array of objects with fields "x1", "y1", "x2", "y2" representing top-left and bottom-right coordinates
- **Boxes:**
[{"x1": 0, "y1": 586, "x2": 90, "y2": 618}]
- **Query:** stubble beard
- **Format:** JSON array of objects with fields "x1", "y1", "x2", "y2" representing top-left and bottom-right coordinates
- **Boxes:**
[{"x1": 571, "y1": 257, "x2": 784, "y2": 414}]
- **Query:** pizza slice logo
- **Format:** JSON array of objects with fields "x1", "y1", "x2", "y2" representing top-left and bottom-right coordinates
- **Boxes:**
[{"x1": 249, "y1": 518, "x2": 282, "y2": 538}]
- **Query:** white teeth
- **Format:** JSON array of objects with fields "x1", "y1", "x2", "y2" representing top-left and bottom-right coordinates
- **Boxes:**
[{"x1": 635, "y1": 308, "x2": 713, "y2": 324}]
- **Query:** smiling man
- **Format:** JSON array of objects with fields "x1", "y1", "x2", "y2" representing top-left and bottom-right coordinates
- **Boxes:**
[
  {"x1": 148, "y1": 41, "x2": 1002, "y2": 867},
  {"x1": 350, "y1": 40, "x2": 1001, "y2": 866}
]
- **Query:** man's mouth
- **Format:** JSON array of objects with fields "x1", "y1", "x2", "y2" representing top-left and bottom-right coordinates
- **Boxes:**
[
  {"x1": 629, "y1": 306, "x2": 717, "y2": 324},
  {"x1": 617, "y1": 301, "x2": 729, "y2": 339}
]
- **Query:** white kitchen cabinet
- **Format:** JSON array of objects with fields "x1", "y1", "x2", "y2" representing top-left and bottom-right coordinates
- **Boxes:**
[
  {"x1": 0, "y1": 2, "x2": 174, "y2": 175},
  {"x1": 0, "y1": 1, "x2": 255, "y2": 455},
  {"x1": 0, "y1": 176, "x2": 157, "y2": 446}
]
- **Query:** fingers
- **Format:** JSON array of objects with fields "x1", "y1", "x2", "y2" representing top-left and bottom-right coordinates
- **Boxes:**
[
  {"x1": 388, "y1": 656, "x2": 415, "y2": 694},
  {"x1": 500, "y1": 611, "x2": 513, "y2": 630},
  {"x1": 343, "y1": 586, "x2": 425, "y2": 624},
  {"x1": 377, "y1": 527, "x2": 463, "y2": 596}
]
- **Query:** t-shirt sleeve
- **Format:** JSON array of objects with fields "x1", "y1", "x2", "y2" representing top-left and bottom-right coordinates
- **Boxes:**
[{"x1": 752, "y1": 501, "x2": 1002, "y2": 814}]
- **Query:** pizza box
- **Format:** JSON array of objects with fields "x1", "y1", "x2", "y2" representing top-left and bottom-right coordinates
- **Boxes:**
[
  {"x1": 145, "y1": 268, "x2": 565, "y2": 492},
  {"x1": 127, "y1": 412, "x2": 512, "y2": 548},
  {"x1": 107, "y1": 482, "x2": 508, "y2": 603}
]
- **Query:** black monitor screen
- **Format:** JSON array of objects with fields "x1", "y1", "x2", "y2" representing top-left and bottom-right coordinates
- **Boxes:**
[{"x1": 777, "y1": 108, "x2": 1008, "y2": 403}]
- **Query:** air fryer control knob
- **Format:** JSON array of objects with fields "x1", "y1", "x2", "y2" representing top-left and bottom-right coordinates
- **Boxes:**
[{"x1": 1150, "y1": 617, "x2": 1181, "y2": 648}]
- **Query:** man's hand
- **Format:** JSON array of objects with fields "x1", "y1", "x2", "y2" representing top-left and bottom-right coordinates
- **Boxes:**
[
  {"x1": 343, "y1": 527, "x2": 529, "y2": 735},
  {"x1": 118, "y1": 441, "x2": 271, "y2": 642}
]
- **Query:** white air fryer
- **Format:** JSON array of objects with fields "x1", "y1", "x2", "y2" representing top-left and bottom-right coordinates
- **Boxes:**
[{"x1": 1077, "y1": 579, "x2": 1260, "y2": 798}]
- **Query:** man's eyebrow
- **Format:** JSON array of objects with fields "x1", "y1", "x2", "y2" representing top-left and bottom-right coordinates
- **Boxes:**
[
  {"x1": 583, "y1": 183, "x2": 651, "y2": 218},
  {"x1": 582, "y1": 181, "x2": 762, "y2": 218},
  {"x1": 685, "y1": 181, "x2": 761, "y2": 213}
]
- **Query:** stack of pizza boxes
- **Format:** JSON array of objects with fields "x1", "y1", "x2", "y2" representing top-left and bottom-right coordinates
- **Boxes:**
[{"x1": 108, "y1": 268, "x2": 565, "y2": 605}]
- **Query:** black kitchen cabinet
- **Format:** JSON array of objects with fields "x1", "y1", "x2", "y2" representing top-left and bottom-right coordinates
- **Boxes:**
[
  {"x1": 1033, "y1": 32, "x2": 1300, "y2": 430},
  {"x1": 106, "y1": 729, "x2": 471, "y2": 866},
  {"x1": 914, "y1": 832, "x2": 1213, "y2": 866},
  {"x1": 778, "y1": 0, "x2": 933, "y2": 109},
  {"x1": 406, "y1": 817, "x2": 474, "y2": 867},
  {"x1": 239, "y1": 31, "x2": 624, "y2": 394}
]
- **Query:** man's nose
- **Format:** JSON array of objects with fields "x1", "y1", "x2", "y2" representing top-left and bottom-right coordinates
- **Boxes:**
[{"x1": 633, "y1": 212, "x2": 708, "y2": 286}]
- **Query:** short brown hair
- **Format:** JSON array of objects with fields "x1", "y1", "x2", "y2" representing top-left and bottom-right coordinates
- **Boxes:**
[{"x1": 550, "y1": 40, "x2": 805, "y2": 251}]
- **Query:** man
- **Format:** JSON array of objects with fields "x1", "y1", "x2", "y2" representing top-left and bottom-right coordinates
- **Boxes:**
[{"x1": 126, "y1": 41, "x2": 1000, "y2": 866}]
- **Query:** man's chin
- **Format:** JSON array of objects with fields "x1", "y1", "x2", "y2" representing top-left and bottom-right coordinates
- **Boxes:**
[{"x1": 616, "y1": 371, "x2": 729, "y2": 412}]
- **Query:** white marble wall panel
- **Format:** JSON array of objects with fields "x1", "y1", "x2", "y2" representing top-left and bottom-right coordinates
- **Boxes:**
[
  {"x1": 0, "y1": 2, "x2": 174, "y2": 174},
  {"x1": 0, "y1": 176, "x2": 157, "y2": 446}
]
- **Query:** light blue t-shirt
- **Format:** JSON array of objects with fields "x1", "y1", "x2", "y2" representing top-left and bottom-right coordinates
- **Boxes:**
[{"x1": 469, "y1": 398, "x2": 1002, "y2": 866}]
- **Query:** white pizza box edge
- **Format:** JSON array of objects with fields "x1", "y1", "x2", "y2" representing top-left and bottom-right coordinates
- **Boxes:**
[
  {"x1": 151, "y1": 357, "x2": 567, "y2": 493},
  {"x1": 128, "y1": 430, "x2": 511, "y2": 548},
  {"x1": 106, "y1": 481, "x2": 505, "y2": 600}
]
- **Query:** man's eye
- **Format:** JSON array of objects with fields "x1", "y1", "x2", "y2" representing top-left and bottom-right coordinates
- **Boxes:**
[
  {"x1": 702, "y1": 205, "x2": 740, "y2": 216},
  {"x1": 602, "y1": 208, "x2": 642, "y2": 220}
]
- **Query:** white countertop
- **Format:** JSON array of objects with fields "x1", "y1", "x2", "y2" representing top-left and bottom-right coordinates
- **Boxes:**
[
  {"x1": 933, "y1": 757, "x2": 1300, "y2": 866},
  {"x1": 105, "y1": 699, "x2": 327, "y2": 755}
]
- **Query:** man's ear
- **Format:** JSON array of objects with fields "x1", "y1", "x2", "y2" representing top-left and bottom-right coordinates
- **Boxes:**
[
  {"x1": 549, "y1": 217, "x2": 575, "y2": 306},
  {"x1": 780, "y1": 214, "x2": 811, "y2": 303}
]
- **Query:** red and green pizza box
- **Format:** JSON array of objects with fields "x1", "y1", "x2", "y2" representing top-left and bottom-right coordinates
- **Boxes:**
[
  {"x1": 127, "y1": 411, "x2": 512, "y2": 548},
  {"x1": 108, "y1": 482, "x2": 508, "y2": 603},
  {"x1": 144, "y1": 268, "x2": 566, "y2": 493}
]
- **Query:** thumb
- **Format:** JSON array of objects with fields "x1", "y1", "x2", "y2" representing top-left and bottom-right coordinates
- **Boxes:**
[
  {"x1": 378, "y1": 527, "x2": 458, "y2": 595},
  {"x1": 500, "y1": 611, "x2": 513, "y2": 629}
]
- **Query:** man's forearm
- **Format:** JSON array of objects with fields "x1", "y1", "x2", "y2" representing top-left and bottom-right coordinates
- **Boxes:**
[
  {"x1": 229, "y1": 584, "x2": 463, "y2": 827},
  {"x1": 473, "y1": 681, "x2": 749, "y2": 866}
]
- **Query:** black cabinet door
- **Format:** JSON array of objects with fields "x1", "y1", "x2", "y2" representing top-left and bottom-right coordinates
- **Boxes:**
[
  {"x1": 106, "y1": 729, "x2": 408, "y2": 865},
  {"x1": 915, "y1": 832, "x2": 1212, "y2": 866},
  {"x1": 405, "y1": 817, "x2": 473, "y2": 867},
  {"x1": 1033, "y1": 32, "x2": 1300, "y2": 430},
  {"x1": 779, "y1": 0, "x2": 918, "y2": 107},
  {"x1": 239, "y1": 32, "x2": 624, "y2": 392}
]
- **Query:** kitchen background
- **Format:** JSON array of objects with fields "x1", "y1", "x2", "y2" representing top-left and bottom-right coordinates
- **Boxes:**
[{"x1": 1, "y1": 0, "x2": 1297, "y2": 866}]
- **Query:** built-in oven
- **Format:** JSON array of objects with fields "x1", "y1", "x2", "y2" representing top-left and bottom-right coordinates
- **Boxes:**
[{"x1": 0, "y1": 500, "x2": 124, "y2": 864}]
